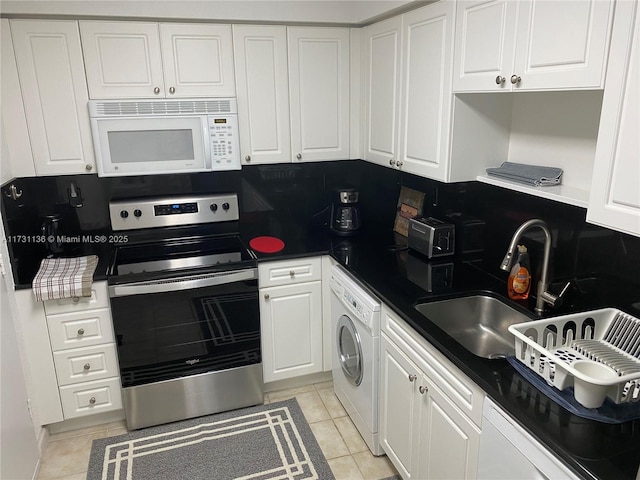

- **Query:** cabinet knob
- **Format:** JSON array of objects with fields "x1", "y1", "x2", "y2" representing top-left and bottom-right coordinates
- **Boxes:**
[
  {"x1": 396, "y1": 161, "x2": 403, "y2": 168},
  {"x1": 289, "y1": 270, "x2": 295, "y2": 278},
  {"x1": 419, "y1": 385, "x2": 428, "y2": 395},
  {"x1": 83, "y1": 363, "x2": 91, "y2": 371},
  {"x1": 245, "y1": 155, "x2": 251, "y2": 162},
  {"x1": 264, "y1": 293, "x2": 270, "y2": 300},
  {"x1": 296, "y1": 153, "x2": 302, "y2": 160},
  {"x1": 389, "y1": 159, "x2": 396, "y2": 166},
  {"x1": 72, "y1": 297, "x2": 80, "y2": 303},
  {"x1": 408, "y1": 374, "x2": 417, "y2": 382},
  {"x1": 77, "y1": 328, "x2": 85, "y2": 336},
  {"x1": 495, "y1": 75, "x2": 506, "y2": 85},
  {"x1": 153, "y1": 87, "x2": 161, "y2": 94},
  {"x1": 85, "y1": 164, "x2": 93, "y2": 172},
  {"x1": 510, "y1": 74, "x2": 521, "y2": 85},
  {"x1": 89, "y1": 396, "x2": 96, "y2": 405},
  {"x1": 169, "y1": 87, "x2": 175, "y2": 94}
]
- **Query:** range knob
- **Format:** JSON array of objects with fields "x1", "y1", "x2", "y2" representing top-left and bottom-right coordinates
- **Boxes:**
[
  {"x1": 133, "y1": 209, "x2": 142, "y2": 218},
  {"x1": 210, "y1": 203, "x2": 218, "y2": 212},
  {"x1": 222, "y1": 202, "x2": 230, "y2": 211},
  {"x1": 120, "y1": 210, "x2": 129, "y2": 219}
]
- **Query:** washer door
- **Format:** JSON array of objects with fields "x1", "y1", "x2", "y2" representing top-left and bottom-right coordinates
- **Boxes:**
[{"x1": 337, "y1": 315, "x2": 363, "y2": 386}]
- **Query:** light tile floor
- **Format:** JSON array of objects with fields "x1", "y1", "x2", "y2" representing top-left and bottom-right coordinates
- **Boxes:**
[{"x1": 36, "y1": 380, "x2": 398, "y2": 480}]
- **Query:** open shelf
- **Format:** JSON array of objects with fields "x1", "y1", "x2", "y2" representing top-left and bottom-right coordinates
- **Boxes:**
[{"x1": 477, "y1": 175, "x2": 589, "y2": 208}]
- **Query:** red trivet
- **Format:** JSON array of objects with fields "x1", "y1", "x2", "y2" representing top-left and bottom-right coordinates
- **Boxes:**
[{"x1": 249, "y1": 236, "x2": 285, "y2": 253}]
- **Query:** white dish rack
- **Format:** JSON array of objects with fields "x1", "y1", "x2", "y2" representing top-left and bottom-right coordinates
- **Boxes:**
[{"x1": 508, "y1": 308, "x2": 640, "y2": 408}]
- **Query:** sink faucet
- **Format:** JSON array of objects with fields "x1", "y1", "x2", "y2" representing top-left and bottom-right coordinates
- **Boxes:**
[{"x1": 500, "y1": 219, "x2": 560, "y2": 315}]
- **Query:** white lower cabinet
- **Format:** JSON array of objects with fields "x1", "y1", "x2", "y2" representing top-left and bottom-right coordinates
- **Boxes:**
[
  {"x1": 45, "y1": 282, "x2": 122, "y2": 419},
  {"x1": 259, "y1": 257, "x2": 323, "y2": 383},
  {"x1": 380, "y1": 305, "x2": 482, "y2": 479}
]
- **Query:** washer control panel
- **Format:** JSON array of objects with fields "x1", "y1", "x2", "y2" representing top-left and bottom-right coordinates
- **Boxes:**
[{"x1": 331, "y1": 265, "x2": 381, "y2": 333}]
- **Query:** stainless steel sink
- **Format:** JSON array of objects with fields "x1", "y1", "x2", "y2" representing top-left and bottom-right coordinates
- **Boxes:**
[{"x1": 414, "y1": 294, "x2": 533, "y2": 359}]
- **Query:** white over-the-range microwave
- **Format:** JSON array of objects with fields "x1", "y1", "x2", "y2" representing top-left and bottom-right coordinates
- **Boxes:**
[{"x1": 88, "y1": 98, "x2": 241, "y2": 177}]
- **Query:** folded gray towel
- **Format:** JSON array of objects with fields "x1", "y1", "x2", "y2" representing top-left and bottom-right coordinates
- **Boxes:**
[{"x1": 486, "y1": 162, "x2": 563, "y2": 187}]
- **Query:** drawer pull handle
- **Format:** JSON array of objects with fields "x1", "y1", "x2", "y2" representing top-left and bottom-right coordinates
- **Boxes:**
[
  {"x1": 408, "y1": 374, "x2": 417, "y2": 382},
  {"x1": 89, "y1": 396, "x2": 96, "y2": 405},
  {"x1": 77, "y1": 328, "x2": 85, "y2": 336},
  {"x1": 419, "y1": 385, "x2": 428, "y2": 395},
  {"x1": 72, "y1": 297, "x2": 80, "y2": 303},
  {"x1": 83, "y1": 363, "x2": 91, "y2": 371},
  {"x1": 289, "y1": 271, "x2": 295, "y2": 278}
]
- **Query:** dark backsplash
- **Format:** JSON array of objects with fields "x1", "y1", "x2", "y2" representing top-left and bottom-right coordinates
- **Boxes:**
[{"x1": 2, "y1": 160, "x2": 639, "y2": 309}]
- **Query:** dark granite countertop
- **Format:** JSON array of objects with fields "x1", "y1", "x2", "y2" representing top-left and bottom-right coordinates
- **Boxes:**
[
  {"x1": 240, "y1": 216, "x2": 640, "y2": 480},
  {"x1": 10, "y1": 212, "x2": 640, "y2": 480}
]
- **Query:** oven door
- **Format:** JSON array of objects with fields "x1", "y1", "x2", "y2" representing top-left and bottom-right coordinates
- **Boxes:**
[{"x1": 109, "y1": 269, "x2": 259, "y2": 389}]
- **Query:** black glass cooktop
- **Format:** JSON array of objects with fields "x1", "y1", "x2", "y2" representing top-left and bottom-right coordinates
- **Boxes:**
[{"x1": 110, "y1": 235, "x2": 256, "y2": 279}]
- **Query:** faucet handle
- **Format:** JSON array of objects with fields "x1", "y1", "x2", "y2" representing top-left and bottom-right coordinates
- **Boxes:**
[{"x1": 541, "y1": 280, "x2": 573, "y2": 309}]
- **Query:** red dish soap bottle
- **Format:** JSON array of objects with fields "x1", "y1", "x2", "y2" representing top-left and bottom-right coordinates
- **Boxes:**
[{"x1": 508, "y1": 245, "x2": 531, "y2": 300}]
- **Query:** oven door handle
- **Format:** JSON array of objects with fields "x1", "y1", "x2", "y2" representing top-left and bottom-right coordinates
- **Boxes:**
[{"x1": 109, "y1": 268, "x2": 258, "y2": 297}]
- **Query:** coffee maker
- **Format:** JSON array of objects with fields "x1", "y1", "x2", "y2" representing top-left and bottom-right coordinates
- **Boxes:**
[{"x1": 330, "y1": 188, "x2": 361, "y2": 236}]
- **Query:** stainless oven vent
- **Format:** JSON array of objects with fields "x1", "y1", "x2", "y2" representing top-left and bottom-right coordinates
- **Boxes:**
[{"x1": 89, "y1": 98, "x2": 237, "y2": 117}]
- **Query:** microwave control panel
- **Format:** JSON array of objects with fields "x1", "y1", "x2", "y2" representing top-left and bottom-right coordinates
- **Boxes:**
[{"x1": 208, "y1": 115, "x2": 240, "y2": 170}]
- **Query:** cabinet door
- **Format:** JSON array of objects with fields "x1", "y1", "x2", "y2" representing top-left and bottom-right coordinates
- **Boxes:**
[
  {"x1": 288, "y1": 27, "x2": 350, "y2": 162},
  {"x1": 379, "y1": 334, "x2": 421, "y2": 479},
  {"x1": 512, "y1": 0, "x2": 613, "y2": 90},
  {"x1": 417, "y1": 378, "x2": 481, "y2": 480},
  {"x1": 80, "y1": 21, "x2": 165, "y2": 99},
  {"x1": 1, "y1": 19, "x2": 35, "y2": 178},
  {"x1": 233, "y1": 25, "x2": 291, "y2": 165},
  {"x1": 397, "y1": 1, "x2": 455, "y2": 182},
  {"x1": 160, "y1": 23, "x2": 235, "y2": 98},
  {"x1": 453, "y1": 0, "x2": 518, "y2": 92},
  {"x1": 11, "y1": 20, "x2": 96, "y2": 176},
  {"x1": 363, "y1": 16, "x2": 403, "y2": 167},
  {"x1": 260, "y1": 281, "x2": 323, "y2": 383},
  {"x1": 587, "y1": 1, "x2": 640, "y2": 237}
]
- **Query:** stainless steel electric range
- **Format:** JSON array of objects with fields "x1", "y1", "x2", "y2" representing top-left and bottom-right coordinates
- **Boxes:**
[{"x1": 107, "y1": 193, "x2": 262, "y2": 430}]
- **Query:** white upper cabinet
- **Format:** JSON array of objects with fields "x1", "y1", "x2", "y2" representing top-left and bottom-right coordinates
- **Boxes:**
[
  {"x1": 1, "y1": 19, "x2": 35, "y2": 179},
  {"x1": 453, "y1": 0, "x2": 614, "y2": 92},
  {"x1": 80, "y1": 21, "x2": 235, "y2": 99},
  {"x1": 587, "y1": 1, "x2": 640, "y2": 238},
  {"x1": 159, "y1": 24, "x2": 235, "y2": 98},
  {"x1": 363, "y1": 16, "x2": 403, "y2": 167},
  {"x1": 396, "y1": 1, "x2": 456, "y2": 181},
  {"x1": 11, "y1": 20, "x2": 96, "y2": 176},
  {"x1": 233, "y1": 25, "x2": 291, "y2": 165},
  {"x1": 363, "y1": 1, "x2": 455, "y2": 182},
  {"x1": 288, "y1": 27, "x2": 350, "y2": 162}
]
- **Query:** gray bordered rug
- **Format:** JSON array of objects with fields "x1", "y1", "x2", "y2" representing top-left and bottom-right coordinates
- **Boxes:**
[{"x1": 87, "y1": 398, "x2": 335, "y2": 480}]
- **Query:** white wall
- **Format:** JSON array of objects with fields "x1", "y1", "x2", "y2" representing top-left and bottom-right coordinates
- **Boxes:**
[{"x1": 0, "y1": 222, "x2": 41, "y2": 480}]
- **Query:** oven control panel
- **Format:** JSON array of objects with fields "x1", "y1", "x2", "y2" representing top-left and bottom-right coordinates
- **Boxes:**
[{"x1": 110, "y1": 194, "x2": 239, "y2": 231}]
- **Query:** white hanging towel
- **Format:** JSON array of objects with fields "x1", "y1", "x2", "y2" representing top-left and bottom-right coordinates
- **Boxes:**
[{"x1": 32, "y1": 255, "x2": 98, "y2": 302}]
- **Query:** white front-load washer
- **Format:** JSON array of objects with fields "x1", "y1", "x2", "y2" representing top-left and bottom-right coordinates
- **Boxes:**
[{"x1": 330, "y1": 265, "x2": 383, "y2": 456}]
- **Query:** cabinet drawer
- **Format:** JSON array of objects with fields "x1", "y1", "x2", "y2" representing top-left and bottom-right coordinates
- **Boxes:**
[
  {"x1": 47, "y1": 308, "x2": 114, "y2": 351},
  {"x1": 53, "y1": 343, "x2": 119, "y2": 386},
  {"x1": 382, "y1": 306, "x2": 484, "y2": 427},
  {"x1": 258, "y1": 257, "x2": 322, "y2": 287},
  {"x1": 44, "y1": 281, "x2": 109, "y2": 315},
  {"x1": 59, "y1": 377, "x2": 122, "y2": 419}
]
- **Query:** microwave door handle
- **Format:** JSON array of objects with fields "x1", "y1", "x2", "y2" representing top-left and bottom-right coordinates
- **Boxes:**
[
  {"x1": 109, "y1": 268, "x2": 257, "y2": 297},
  {"x1": 203, "y1": 117, "x2": 212, "y2": 170}
]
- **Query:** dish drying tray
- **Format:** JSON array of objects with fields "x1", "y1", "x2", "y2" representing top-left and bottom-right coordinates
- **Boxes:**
[{"x1": 508, "y1": 308, "x2": 640, "y2": 407}]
